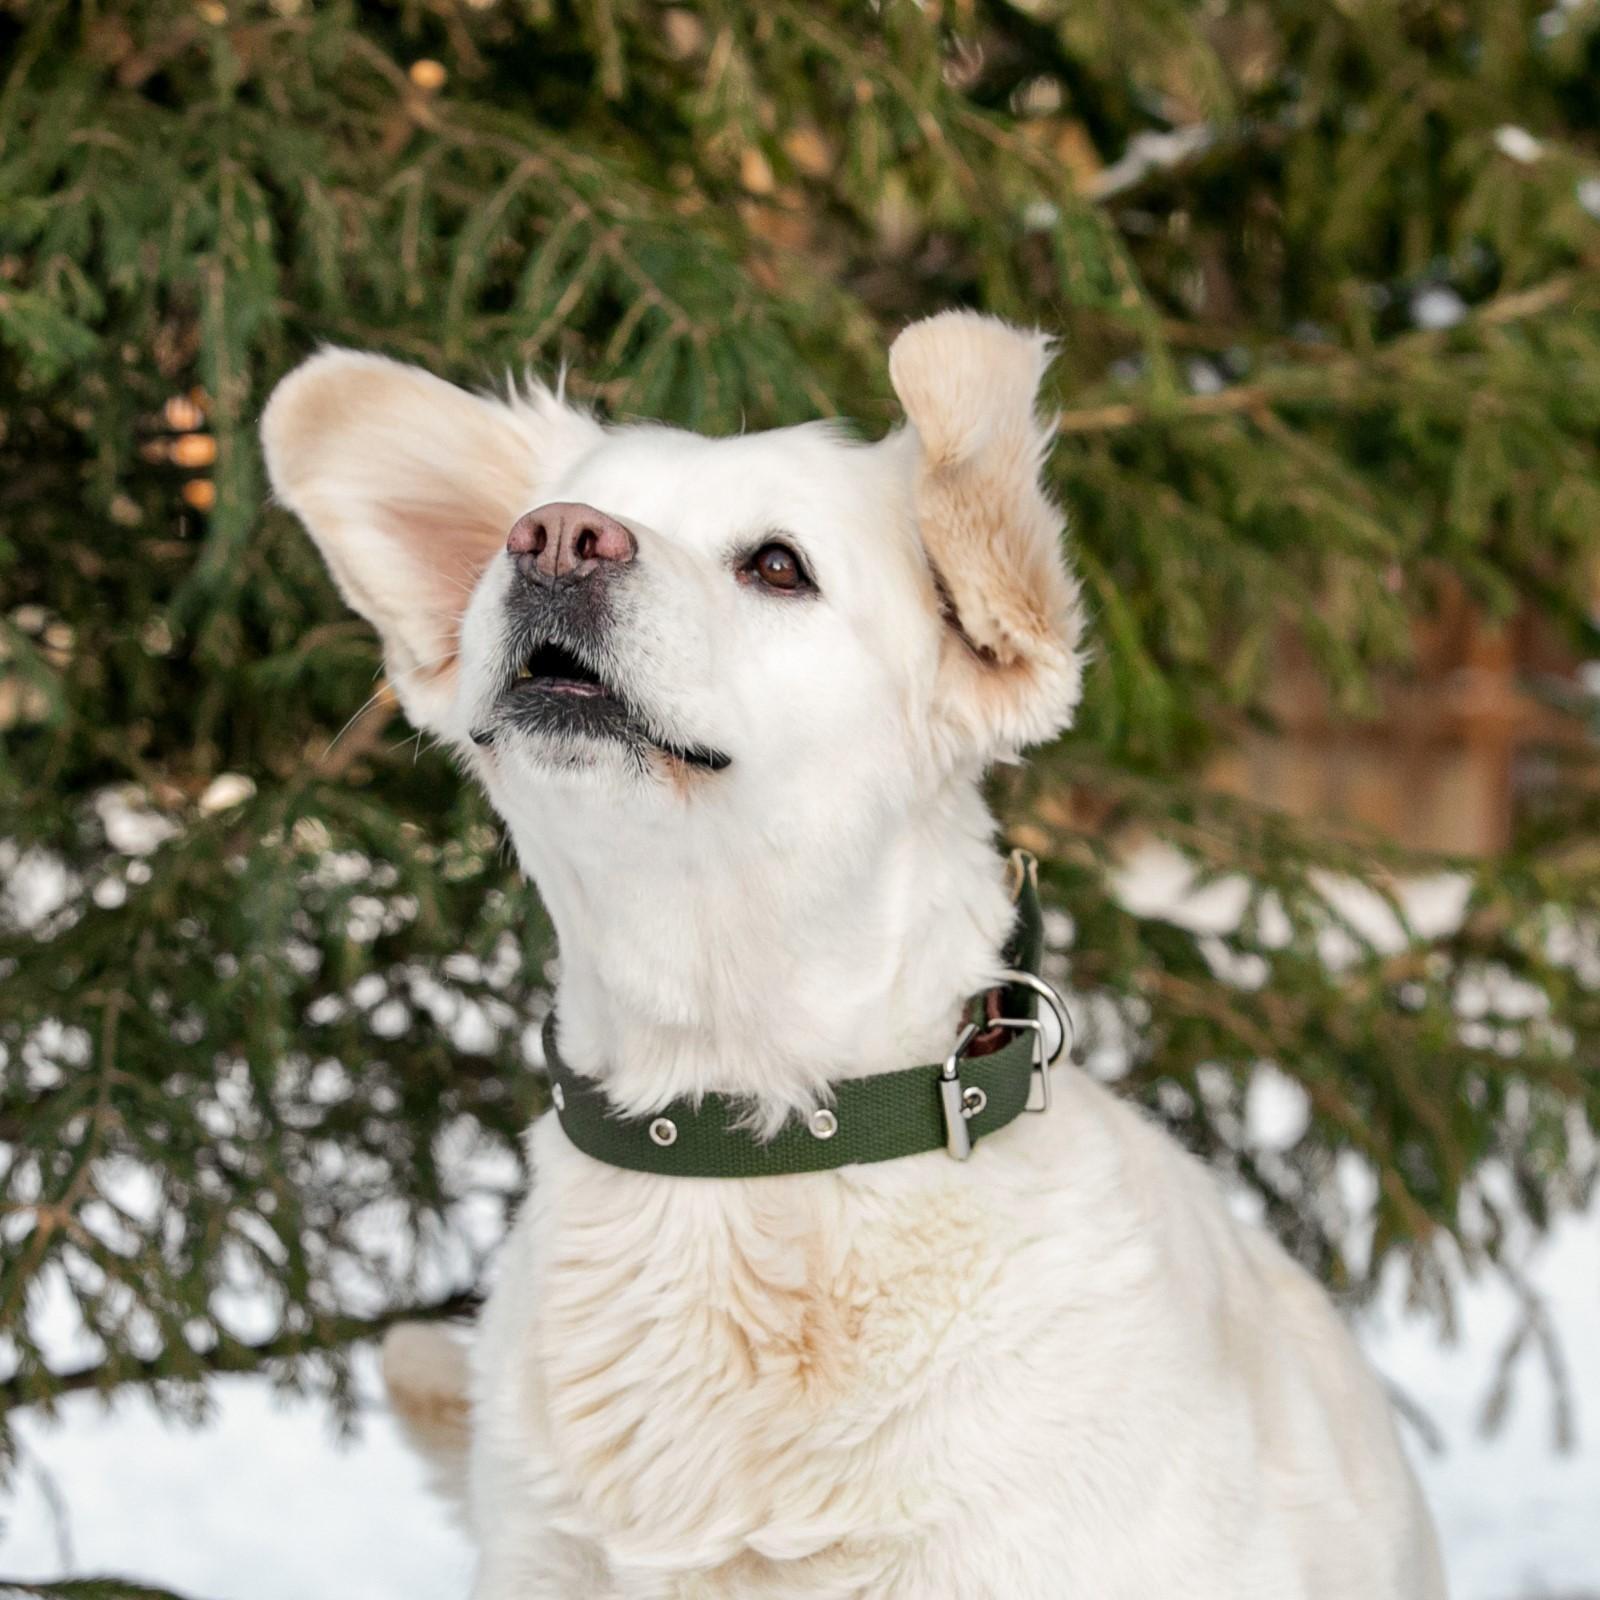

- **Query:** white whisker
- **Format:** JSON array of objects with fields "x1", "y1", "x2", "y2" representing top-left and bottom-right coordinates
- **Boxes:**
[{"x1": 318, "y1": 647, "x2": 459, "y2": 765}]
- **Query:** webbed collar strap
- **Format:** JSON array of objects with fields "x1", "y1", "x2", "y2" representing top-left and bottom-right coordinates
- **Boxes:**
[{"x1": 540, "y1": 850, "x2": 1068, "y2": 1178}]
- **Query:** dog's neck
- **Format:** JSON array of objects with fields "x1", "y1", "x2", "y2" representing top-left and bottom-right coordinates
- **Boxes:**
[{"x1": 500, "y1": 777, "x2": 1014, "y2": 1123}]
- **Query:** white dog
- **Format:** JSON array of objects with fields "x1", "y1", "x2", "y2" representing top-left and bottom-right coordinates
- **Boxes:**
[{"x1": 262, "y1": 312, "x2": 1445, "y2": 1599}]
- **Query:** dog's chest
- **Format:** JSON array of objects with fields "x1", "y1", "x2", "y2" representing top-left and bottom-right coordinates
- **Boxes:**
[{"x1": 499, "y1": 1137, "x2": 1007, "y2": 1575}]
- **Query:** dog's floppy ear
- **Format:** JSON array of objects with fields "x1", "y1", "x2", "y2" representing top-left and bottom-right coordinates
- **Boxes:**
[
  {"x1": 261, "y1": 349, "x2": 601, "y2": 729},
  {"x1": 889, "y1": 312, "x2": 1083, "y2": 762}
]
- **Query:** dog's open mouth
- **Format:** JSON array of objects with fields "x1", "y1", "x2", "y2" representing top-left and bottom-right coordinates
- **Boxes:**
[
  {"x1": 485, "y1": 639, "x2": 731, "y2": 772},
  {"x1": 513, "y1": 640, "x2": 611, "y2": 698}
]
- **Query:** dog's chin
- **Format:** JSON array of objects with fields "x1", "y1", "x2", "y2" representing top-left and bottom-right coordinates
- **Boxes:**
[{"x1": 474, "y1": 679, "x2": 731, "y2": 781}]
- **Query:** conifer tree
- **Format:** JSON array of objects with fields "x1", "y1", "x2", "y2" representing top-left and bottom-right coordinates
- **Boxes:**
[{"x1": 3, "y1": 2, "x2": 1599, "y2": 1577}]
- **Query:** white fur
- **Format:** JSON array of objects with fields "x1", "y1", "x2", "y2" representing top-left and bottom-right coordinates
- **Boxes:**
[{"x1": 263, "y1": 313, "x2": 1445, "y2": 1599}]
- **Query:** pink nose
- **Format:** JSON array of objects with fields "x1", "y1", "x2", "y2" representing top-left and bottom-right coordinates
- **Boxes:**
[{"x1": 506, "y1": 502, "x2": 636, "y2": 584}]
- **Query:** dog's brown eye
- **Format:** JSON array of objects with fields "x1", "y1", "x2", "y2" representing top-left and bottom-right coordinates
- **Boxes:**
[{"x1": 745, "y1": 542, "x2": 810, "y2": 593}]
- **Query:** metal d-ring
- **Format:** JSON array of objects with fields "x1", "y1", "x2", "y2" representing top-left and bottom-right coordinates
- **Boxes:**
[
  {"x1": 998, "y1": 970, "x2": 1074, "y2": 1062},
  {"x1": 995, "y1": 969, "x2": 1074, "y2": 1113}
]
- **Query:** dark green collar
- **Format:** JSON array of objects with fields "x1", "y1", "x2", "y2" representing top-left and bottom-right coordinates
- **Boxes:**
[{"x1": 541, "y1": 851, "x2": 1066, "y2": 1178}]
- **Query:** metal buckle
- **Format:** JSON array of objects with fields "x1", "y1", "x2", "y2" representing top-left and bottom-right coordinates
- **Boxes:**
[{"x1": 939, "y1": 973, "x2": 1074, "y2": 1159}]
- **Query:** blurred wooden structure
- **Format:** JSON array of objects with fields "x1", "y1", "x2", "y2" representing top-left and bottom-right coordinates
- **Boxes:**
[{"x1": 1204, "y1": 585, "x2": 1587, "y2": 856}]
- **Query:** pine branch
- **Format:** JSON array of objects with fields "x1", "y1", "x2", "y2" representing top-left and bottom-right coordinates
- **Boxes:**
[
  {"x1": 1057, "y1": 275, "x2": 1584, "y2": 435},
  {"x1": 0, "y1": 1580, "x2": 208, "y2": 1600},
  {"x1": 0, "y1": 1291, "x2": 480, "y2": 1416}
]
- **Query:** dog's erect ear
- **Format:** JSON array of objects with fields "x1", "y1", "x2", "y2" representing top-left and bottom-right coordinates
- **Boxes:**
[
  {"x1": 261, "y1": 349, "x2": 601, "y2": 728},
  {"x1": 889, "y1": 312, "x2": 1083, "y2": 762}
]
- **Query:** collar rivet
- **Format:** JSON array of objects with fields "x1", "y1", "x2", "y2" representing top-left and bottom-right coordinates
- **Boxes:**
[
  {"x1": 648, "y1": 1116, "x2": 678, "y2": 1147},
  {"x1": 809, "y1": 1108, "x2": 839, "y2": 1140}
]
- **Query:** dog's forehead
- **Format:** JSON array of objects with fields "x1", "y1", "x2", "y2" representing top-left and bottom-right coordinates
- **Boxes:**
[{"x1": 552, "y1": 421, "x2": 894, "y2": 551}]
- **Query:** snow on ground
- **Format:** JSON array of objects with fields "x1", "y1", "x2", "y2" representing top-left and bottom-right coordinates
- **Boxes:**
[
  {"x1": 2, "y1": 1206, "x2": 1596, "y2": 1599},
  {"x1": 1363, "y1": 1206, "x2": 1600, "y2": 1599},
  {"x1": 2, "y1": 1350, "x2": 474, "y2": 1598}
]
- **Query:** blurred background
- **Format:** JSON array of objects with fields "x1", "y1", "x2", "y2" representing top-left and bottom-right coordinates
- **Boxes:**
[{"x1": 2, "y1": 2, "x2": 1599, "y2": 1596}]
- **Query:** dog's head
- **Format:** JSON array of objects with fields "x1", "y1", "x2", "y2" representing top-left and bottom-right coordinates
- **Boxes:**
[{"x1": 263, "y1": 313, "x2": 1082, "y2": 854}]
